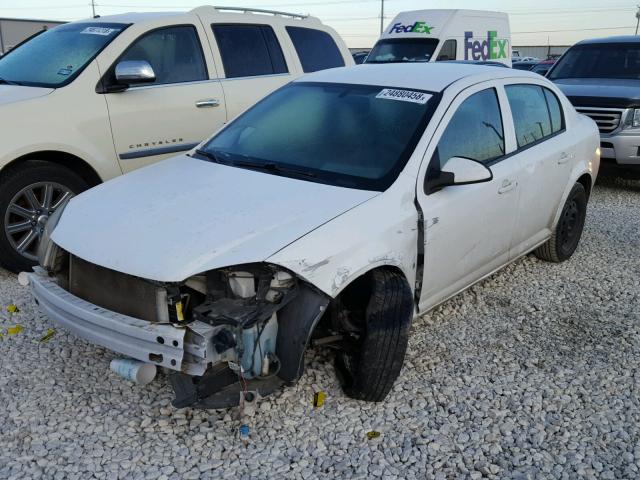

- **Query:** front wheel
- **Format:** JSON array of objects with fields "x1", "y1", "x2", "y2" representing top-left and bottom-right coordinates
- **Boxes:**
[
  {"x1": 334, "y1": 269, "x2": 414, "y2": 402},
  {"x1": 535, "y1": 182, "x2": 587, "y2": 263},
  {"x1": 0, "y1": 161, "x2": 88, "y2": 273}
]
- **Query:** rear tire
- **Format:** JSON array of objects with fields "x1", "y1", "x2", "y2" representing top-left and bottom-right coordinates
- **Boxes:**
[
  {"x1": 335, "y1": 269, "x2": 413, "y2": 402},
  {"x1": 535, "y1": 182, "x2": 587, "y2": 263},
  {"x1": 0, "y1": 161, "x2": 88, "y2": 273}
]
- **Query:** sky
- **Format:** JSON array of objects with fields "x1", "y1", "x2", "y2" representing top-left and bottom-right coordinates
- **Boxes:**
[{"x1": 0, "y1": 0, "x2": 638, "y2": 47}]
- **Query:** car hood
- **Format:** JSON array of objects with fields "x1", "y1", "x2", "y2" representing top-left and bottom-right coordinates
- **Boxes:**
[
  {"x1": 0, "y1": 85, "x2": 53, "y2": 106},
  {"x1": 51, "y1": 155, "x2": 378, "y2": 281},
  {"x1": 553, "y1": 78, "x2": 640, "y2": 108}
]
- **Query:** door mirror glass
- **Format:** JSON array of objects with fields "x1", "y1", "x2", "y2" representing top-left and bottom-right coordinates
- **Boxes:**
[
  {"x1": 115, "y1": 60, "x2": 156, "y2": 85},
  {"x1": 425, "y1": 156, "x2": 492, "y2": 194}
]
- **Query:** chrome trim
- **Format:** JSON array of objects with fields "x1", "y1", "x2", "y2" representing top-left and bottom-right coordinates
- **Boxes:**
[
  {"x1": 575, "y1": 107, "x2": 626, "y2": 135},
  {"x1": 119, "y1": 142, "x2": 199, "y2": 160},
  {"x1": 218, "y1": 72, "x2": 291, "y2": 82},
  {"x1": 196, "y1": 99, "x2": 220, "y2": 108}
]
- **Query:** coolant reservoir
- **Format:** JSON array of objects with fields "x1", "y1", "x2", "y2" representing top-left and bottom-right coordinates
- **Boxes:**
[{"x1": 228, "y1": 271, "x2": 255, "y2": 298}]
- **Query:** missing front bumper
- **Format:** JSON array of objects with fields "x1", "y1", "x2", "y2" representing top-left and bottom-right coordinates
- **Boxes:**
[{"x1": 29, "y1": 271, "x2": 220, "y2": 376}]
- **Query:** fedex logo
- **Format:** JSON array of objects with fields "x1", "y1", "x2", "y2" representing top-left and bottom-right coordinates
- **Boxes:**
[
  {"x1": 464, "y1": 31, "x2": 508, "y2": 60},
  {"x1": 388, "y1": 21, "x2": 434, "y2": 35}
]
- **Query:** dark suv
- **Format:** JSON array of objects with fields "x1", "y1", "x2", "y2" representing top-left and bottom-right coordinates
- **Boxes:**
[{"x1": 547, "y1": 36, "x2": 640, "y2": 171}]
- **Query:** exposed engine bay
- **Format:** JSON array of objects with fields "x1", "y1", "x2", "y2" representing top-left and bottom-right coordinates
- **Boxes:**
[{"x1": 40, "y1": 250, "x2": 330, "y2": 408}]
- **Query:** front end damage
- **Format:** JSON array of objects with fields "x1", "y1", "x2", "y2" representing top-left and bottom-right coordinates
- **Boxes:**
[{"x1": 30, "y1": 245, "x2": 330, "y2": 408}]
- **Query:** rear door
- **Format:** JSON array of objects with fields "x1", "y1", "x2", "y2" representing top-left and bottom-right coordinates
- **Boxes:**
[
  {"x1": 200, "y1": 20, "x2": 298, "y2": 121},
  {"x1": 416, "y1": 84, "x2": 522, "y2": 310},
  {"x1": 99, "y1": 20, "x2": 226, "y2": 173},
  {"x1": 502, "y1": 82, "x2": 573, "y2": 256}
]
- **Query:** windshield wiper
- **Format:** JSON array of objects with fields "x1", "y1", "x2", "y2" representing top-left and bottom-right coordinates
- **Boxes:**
[
  {"x1": 193, "y1": 149, "x2": 225, "y2": 164},
  {"x1": 0, "y1": 77, "x2": 22, "y2": 86},
  {"x1": 232, "y1": 159, "x2": 317, "y2": 178}
]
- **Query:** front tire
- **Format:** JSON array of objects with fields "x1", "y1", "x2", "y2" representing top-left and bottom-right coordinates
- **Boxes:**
[
  {"x1": 535, "y1": 182, "x2": 587, "y2": 263},
  {"x1": 0, "y1": 161, "x2": 88, "y2": 273},
  {"x1": 334, "y1": 269, "x2": 413, "y2": 402}
]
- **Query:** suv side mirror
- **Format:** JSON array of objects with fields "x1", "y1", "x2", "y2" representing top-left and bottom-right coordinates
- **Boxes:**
[
  {"x1": 425, "y1": 157, "x2": 493, "y2": 195},
  {"x1": 114, "y1": 60, "x2": 155, "y2": 86}
]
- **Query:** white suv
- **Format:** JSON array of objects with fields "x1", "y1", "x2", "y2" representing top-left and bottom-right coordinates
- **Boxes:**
[
  {"x1": 0, "y1": 6, "x2": 352, "y2": 272},
  {"x1": 29, "y1": 64, "x2": 600, "y2": 408}
]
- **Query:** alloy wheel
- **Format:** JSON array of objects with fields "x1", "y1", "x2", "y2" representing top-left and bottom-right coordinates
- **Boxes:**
[{"x1": 4, "y1": 182, "x2": 72, "y2": 262}]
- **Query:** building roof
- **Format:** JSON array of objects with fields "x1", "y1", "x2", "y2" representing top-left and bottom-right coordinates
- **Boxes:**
[{"x1": 296, "y1": 63, "x2": 540, "y2": 92}]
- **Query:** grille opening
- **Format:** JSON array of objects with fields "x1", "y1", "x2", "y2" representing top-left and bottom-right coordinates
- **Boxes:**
[{"x1": 575, "y1": 107, "x2": 623, "y2": 134}]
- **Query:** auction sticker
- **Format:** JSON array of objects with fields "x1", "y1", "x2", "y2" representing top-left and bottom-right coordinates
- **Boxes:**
[
  {"x1": 376, "y1": 88, "x2": 432, "y2": 104},
  {"x1": 81, "y1": 27, "x2": 119, "y2": 35}
]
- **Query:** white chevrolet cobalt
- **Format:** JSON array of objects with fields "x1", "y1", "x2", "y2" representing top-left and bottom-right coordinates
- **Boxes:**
[{"x1": 29, "y1": 64, "x2": 600, "y2": 408}]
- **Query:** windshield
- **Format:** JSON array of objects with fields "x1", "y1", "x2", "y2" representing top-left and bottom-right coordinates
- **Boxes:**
[
  {"x1": 365, "y1": 38, "x2": 439, "y2": 63},
  {"x1": 548, "y1": 43, "x2": 640, "y2": 80},
  {"x1": 200, "y1": 82, "x2": 436, "y2": 191},
  {"x1": 0, "y1": 22, "x2": 127, "y2": 87}
]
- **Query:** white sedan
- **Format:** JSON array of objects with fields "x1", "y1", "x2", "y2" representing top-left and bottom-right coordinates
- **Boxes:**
[{"x1": 29, "y1": 63, "x2": 600, "y2": 408}]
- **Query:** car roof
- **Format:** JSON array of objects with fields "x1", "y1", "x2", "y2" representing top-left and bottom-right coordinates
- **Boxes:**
[
  {"x1": 296, "y1": 63, "x2": 538, "y2": 92},
  {"x1": 575, "y1": 35, "x2": 640, "y2": 45}
]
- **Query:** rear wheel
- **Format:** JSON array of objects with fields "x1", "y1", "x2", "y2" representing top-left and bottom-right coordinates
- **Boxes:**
[
  {"x1": 535, "y1": 182, "x2": 587, "y2": 263},
  {"x1": 0, "y1": 161, "x2": 88, "y2": 272},
  {"x1": 334, "y1": 269, "x2": 413, "y2": 402}
]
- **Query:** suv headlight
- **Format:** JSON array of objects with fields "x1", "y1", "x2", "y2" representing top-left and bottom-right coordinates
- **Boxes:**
[{"x1": 37, "y1": 198, "x2": 70, "y2": 270}]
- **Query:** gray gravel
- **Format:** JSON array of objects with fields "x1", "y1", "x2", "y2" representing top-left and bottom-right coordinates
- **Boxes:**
[{"x1": 0, "y1": 174, "x2": 639, "y2": 480}]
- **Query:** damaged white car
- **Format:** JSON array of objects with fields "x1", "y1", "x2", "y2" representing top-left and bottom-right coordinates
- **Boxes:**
[{"x1": 28, "y1": 63, "x2": 600, "y2": 408}]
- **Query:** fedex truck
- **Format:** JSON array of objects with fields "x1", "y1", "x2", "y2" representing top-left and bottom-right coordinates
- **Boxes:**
[{"x1": 365, "y1": 9, "x2": 511, "y2": 66}]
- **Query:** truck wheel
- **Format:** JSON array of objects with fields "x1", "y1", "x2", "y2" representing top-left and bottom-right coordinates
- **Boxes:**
[
  {"x1": 334, "y1": 269, "x2": 413, "y2": 402},
  {"x1": 535, "y1": 182, "x2": 587, "y2": 263},
  {"x1": 0, "y1": 161, "x2": 88, "y2": 273}
]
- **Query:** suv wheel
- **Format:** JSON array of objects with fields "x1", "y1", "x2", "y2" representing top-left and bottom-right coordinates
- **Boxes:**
[{"x1": 0, "y1": 161, "x2": 88, "y2": 273}]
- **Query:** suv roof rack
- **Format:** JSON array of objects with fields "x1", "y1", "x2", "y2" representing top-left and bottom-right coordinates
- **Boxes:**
[{"x1": 207, "y1": 6, "x2": 308, "y2": 19}]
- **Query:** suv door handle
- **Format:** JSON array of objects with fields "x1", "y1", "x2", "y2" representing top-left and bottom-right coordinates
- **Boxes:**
[
  {"x1": 498, "y1": 179, "x2": 516, "y2": 194},
  {"x1": 558, "y1": 152, "x2": 570, "y2": 164},
  {"x1": 196, "y1": 99, "x2": 220, "y2": 108}
]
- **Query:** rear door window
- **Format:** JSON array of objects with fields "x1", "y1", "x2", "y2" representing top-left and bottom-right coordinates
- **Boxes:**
[
  {"x1": 435, "y1": 88, "x2": 505, "y2": 167},
  {"x1": 506, "y1": 84, "x2": 563, "y2": 148},
  {"x1": 285, "y1": 26, "x2": 345, "y2": 72},
  {"x1": 212, "y1": 24, "x2": 288, "y2": 78},
  {"x1": 119, "y1": 25, "x2": 207, "y2": 85}
]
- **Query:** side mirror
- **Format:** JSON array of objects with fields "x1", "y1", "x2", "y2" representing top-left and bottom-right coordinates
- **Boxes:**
[
  {"x1": 114, "y1": 60, "x2": 155, "y2": 86},
  {"x1": 424, "y1": 157, "x2": 493, "y2": 195}
]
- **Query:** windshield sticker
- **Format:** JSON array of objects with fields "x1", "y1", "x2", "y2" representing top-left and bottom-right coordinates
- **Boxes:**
[
  {"x1": 57, "y1": 67, "x2": 73, "y2": 76},
  {"x1": 376, "y1": 89, "x2": 432, "y2": 105},
  {"x1": 80, "y1": 27, "x2": 119, "y2": 36}
]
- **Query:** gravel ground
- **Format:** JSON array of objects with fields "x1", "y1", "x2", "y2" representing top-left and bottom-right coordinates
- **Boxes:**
[{"x1": 0, "y1": 174, "x2": 639, "y2": 480}]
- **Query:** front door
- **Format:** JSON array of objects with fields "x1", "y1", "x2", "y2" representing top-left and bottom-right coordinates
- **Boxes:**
[
  {"x1": 100, "y1": 24, "x2": 226, "y2": 173},
  {"x1": 416, "y1": 86, "x2": 522, "y2": 311}
]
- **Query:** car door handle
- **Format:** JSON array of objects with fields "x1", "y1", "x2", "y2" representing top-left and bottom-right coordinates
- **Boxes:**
[
  {"x1": 196, "y1": 99, "x2": 220, "y2": 108},
  {"x1": 498, "y1": 179, "x2": 516, "y2": 194},
  {"x1": 558, "y1": 152, "x2": 570, "y2": 164}
]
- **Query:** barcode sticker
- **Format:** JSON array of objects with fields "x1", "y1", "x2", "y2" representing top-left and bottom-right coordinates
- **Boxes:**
[
  {"x1": 376, "y1": 88, "x2": 432, "y2": 104},
  {"x1": 81, "y1": 27, "x2": 119, "y2": 36}
]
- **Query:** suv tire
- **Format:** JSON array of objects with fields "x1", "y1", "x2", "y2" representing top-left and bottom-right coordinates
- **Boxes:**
[{"x1": 0, "y1": 161, "x2": 88, "y2": 273}]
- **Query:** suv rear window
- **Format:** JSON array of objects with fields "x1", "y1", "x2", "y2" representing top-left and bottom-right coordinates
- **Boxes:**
[
  {"x1": 285, "y1": 27, "x2": 345, "y2": 72},
  {"x1": 213, "y1": 24, "x2": 288, "y2": 78}
]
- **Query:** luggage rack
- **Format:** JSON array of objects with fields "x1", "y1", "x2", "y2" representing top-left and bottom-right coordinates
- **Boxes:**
[{"x1": 211, "y1": 6, "x2": 308, "y2": 19}]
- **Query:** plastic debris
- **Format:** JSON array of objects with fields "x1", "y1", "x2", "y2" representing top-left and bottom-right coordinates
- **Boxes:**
[
  {"x1": 366, "y1": 431, "x2": 381, "y2": 440},
  {"x1": 7, "y1": 325, "x2": 23, "y2": 335},
  {"x1": 239, "y1": 391, "x2": 258, "y2": 418},
  {"x1": 39, "y1": 328, "x2": 56, "y2": 343},
  {"x1": 239, "y1": 424, "x2": 250, "y2": 446},
  {"x1": 313, "y1": 391, "x2": 326, "y2": 408},
  {"x1": 6, "y1": 304, "x2": 19, "y2": 313}
]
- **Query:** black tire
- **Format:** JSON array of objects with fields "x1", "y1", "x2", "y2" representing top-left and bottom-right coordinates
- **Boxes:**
[
  {"x1": 0, "y1": 161, "x2": 88, "y2": 273},
  {"x1": 335, "y1": 269, "x2": 413, "y2": 402},
  {"x1": 535, "y1": 182, "x2": 587, "y2": 263}
]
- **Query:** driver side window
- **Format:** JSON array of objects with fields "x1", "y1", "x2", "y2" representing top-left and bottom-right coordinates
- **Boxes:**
[{"x1": 435, "y1": 88, "x2": 505, "y2": 168}]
